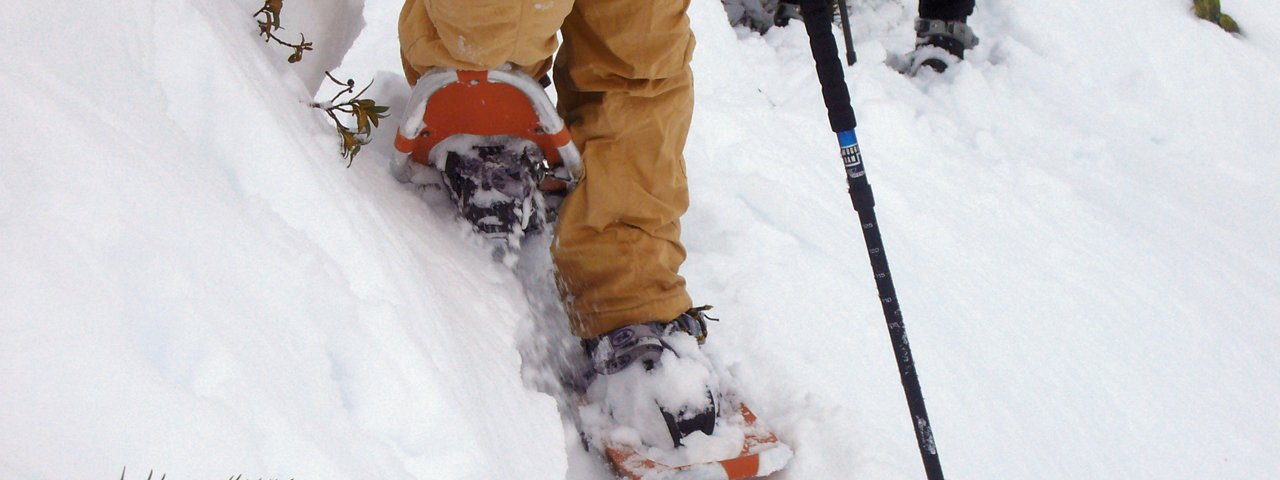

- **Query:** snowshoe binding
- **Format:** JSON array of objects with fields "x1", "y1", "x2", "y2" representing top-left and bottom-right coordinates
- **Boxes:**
[
  {"x1": 890, "y1": 17, "x2": 979, "y2": 76},
  {"x1": 391, "y1": 67, "x2": 584, "y2": 250},
  {"x1": 576, "y1": 308, "x2": 793, "y2": 479}
]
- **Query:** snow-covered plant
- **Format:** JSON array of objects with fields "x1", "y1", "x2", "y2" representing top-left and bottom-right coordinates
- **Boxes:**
[
  {"x1": 250, "y1": 0, "x2": 389, "y2": 163},
  {"x1": 254, "y1": 0, "x2": 314, "y2": 63},
  {"x1": 312, "y1": 72, "x2": 390, "y2": 164}
]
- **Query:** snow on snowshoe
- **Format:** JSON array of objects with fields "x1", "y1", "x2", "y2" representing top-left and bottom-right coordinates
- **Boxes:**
[
  {"x1": 391, "y1": 67, "x2": 584, "y2": 249},
  {"x1": 576, "y1": 309, "x2": 793, "y2": 479},
  {"x1": 604, "y1": 403, "x2": 792, "y2": 480}
]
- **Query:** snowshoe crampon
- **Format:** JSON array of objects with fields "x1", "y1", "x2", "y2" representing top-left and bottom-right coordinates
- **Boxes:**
[
  {"x1": 392, "y1": 67, "x2": 584, "y2": 247},
  {"x1": 604, "y1": 403, "x2": 792, "y2": 480}
]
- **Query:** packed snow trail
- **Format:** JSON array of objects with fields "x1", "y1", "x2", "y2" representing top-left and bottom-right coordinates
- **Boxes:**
[{"x1": 4, "y1": 0, "x2": 1280, "y2": 479}]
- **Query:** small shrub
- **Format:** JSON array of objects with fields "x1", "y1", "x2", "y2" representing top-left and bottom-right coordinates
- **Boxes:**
[
  {"x1": 311, "y1": 72, "x2": 391, "y2": 165},
  {"x1": 1192, "y1": 0, "x2": 1241, "y2": 34},
  {"x1": 249, "y1": 0, "x2": 390, "y2": 163},
  {"x1": 254, "y1": 0, "x2": 314, "y2": 63}
]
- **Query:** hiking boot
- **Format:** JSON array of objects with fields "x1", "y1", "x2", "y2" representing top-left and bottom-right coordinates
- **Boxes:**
[
  {"x1": 774, "y1": 0, "x2": 802, "y2": 27},
  {"x1": 907, "y1": 17, "x2": 979, "y2": 74},
  {"x1": 581, "y1": 308, "x2": 719, "y2": 449}
]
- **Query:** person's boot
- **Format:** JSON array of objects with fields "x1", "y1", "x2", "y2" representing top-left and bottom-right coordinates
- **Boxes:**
[
  {"x1": 773, "y1": 0, "x2": 801, "y2": 27},
  {"x1": 907, "y1": 17, "x2": 980, "y2": 74},
  {"x1": 581, "y1": 307, "x2": 719, "y2": 449}
]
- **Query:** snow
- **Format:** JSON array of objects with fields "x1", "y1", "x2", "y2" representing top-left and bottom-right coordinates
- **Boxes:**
[
  {"x1": 3, "y1": 0, "x2": 1279, "y2": 479},
  {"x1": 579, "y1": 328, "x2": 735, "y2": 464}
]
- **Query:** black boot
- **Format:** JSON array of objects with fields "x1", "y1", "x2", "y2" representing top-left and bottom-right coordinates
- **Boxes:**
[
  {"x1": 773, "y1": 0, "x2": 801, "y2": 27},
  {"x1": 908, "y1": 17, "x2": 979, "y2": 74}
]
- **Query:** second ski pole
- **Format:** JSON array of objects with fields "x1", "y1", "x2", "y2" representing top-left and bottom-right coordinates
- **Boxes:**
[{"x1": 797, "y1": 1, "x2": 945, "y2": 479}]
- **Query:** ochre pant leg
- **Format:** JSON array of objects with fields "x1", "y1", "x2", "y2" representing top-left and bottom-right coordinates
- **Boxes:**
[
  {"x1": 553, "y1": 0, "x2": 696, "y2": 338},
  {"x1": 397, "y1": 0, "x2": 570, "y2": 84}
]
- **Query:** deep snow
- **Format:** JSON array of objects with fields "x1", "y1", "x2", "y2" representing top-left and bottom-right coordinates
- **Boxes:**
[{"x1": 3, "y1": 0, "x2": 1279, "y2": 479}]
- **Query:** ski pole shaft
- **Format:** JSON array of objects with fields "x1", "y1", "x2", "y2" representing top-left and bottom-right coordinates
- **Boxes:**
[
  {"x1": 835, "y1": 0, "x2": 857, "y2": 65},
  {"x1": 797, "y1": 1, "x2": 944, "y2": 479}
]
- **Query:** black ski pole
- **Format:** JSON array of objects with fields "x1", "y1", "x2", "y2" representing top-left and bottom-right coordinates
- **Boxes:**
[
  {"x1": 797, "y1": 1, "x2": 944, "y2": 479},
  {"x1": 835, "y1": 0, "x2": 857, "y2": 65}
]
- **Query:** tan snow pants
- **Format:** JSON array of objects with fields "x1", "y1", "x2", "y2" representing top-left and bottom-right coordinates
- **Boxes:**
[{"x1": 399, "y1": 0, "x2": 695, "y2": 338}]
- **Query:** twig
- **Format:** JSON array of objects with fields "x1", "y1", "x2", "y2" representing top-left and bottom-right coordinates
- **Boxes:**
[{"x1": 311, "y1": 72, "x2": 391, "y2": 165}]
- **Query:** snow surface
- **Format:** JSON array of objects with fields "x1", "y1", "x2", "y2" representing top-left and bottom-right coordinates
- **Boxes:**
[{"x1": 4, "y1": 0, "x2": 1280, "y2": 479}]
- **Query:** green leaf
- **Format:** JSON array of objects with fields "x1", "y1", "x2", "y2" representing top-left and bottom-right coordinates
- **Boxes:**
[
  {"x1": 356, "y1": 109, "x2": 370, "y2": 133},
  {"x1": 340, "y1": 128, "x2": 358, "y2": 150},
  {"x1": 1219, "y1": 13, "x2": 1240, "y2": 33},
  {"x1": 1193, "y1": 0, "x2": 1221, "y2": 21},
  {"x1": 266, "y1": 0, "x2": 283, "y2": 27}
]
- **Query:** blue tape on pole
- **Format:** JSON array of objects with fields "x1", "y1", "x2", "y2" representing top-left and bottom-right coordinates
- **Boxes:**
[
  {"x1": 837, "y1": 129, "x2": 857, "y2": 148},
  {"x1": 838, "y1": 129, "x2": 865, "y2": 179}
]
